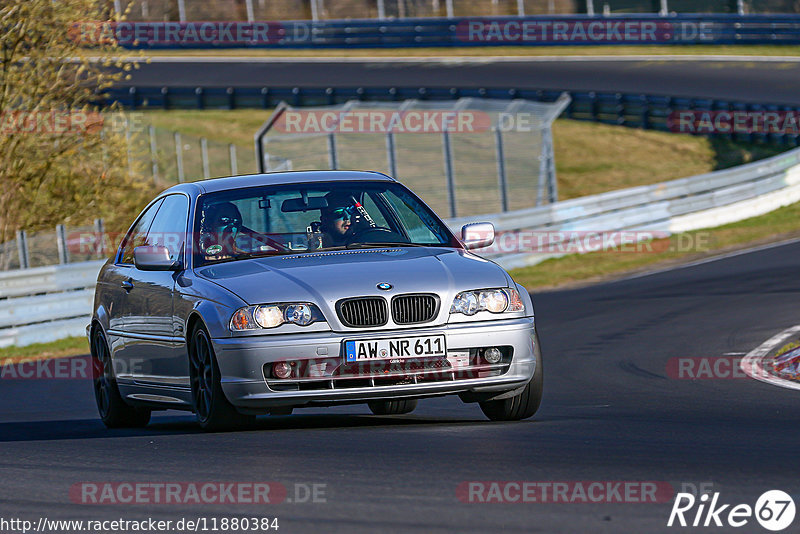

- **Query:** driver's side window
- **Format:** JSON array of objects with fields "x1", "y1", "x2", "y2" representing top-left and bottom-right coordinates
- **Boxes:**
[{"x1": 119, "y1": 199, "x2": 163, "y2": 265}]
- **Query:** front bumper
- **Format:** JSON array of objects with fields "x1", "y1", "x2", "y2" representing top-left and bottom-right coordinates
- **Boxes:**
[{"x1": 212, "y1": 317, "x2": 537, "y2": 410}]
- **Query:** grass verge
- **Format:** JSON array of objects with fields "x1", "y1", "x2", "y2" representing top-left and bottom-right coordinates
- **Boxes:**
[{"x1": 0, "y1": 336, "x2": 89, "y2": 362}]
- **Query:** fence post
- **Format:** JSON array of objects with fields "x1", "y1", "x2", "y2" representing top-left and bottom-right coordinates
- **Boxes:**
[
  {"x1": 149, "y1": 125, "x2": 158, "y2": 183},
  {"x1": 16, "y1": 230, "x2": 29, "y2": 269},
  {"x1": 245, "y1": 0, "x2": 255, "y2": 21},
  {"x1": 177, "y1": 0, "x2": 187, "y2": 22},
  {"x1": 442, "y1": 130, "x2": 457, "y2": 218},
  {"x1": 175, "y1": 132, "x2": 185, "y2": 183},
  {"x1": 494, "y1": 128, "x2": 509, "y2": 212},
  {"x1": 94, "y1": 218, "x2": 105, "y2": 257},
  {"x1": 659, "y1": 0, "x2": 668, "y2": 15},
  {"x1": 56, "y1": 224, "x2": 69, "y2": 265},
  {"x1": 516, "y1": 0, "x2": 525, "y2": 16},
  {"x1": 377, "y1": 0, "x2": 386, "y2": 19},
  {"x1": 386, "y1": 132, "x2": 397, "y2": 178},
  {"x1": 327, "y1": 133, "x2": 338, "y2": 170},
  {"x1": 586, "y1": 0, "x2": 595, "y2": 16},
  {"x1": 229, "y1": 143, "x2": 238, "y2": 175},
  {"x1": 201, "y1": 137, "x2": 210, "y2": 179},
  {"x1": 445, "y1": 0, "x2": 454, "y2": 17},
  {"x1": 310, "y1": 0, "x2": 319, "y2": 20}
]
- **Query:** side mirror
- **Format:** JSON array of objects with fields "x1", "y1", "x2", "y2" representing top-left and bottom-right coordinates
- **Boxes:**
[
  {"x1": 461, "y1": 222, "x2": 495, "y2": 250},
  {"x1": 133, "y1": 245, "x2": 180, "y2": 271}
]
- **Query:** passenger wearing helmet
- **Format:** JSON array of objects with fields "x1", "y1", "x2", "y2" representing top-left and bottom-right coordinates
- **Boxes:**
[{"x1": 199, "y1": 201, "x2": 243, "y2": 258}]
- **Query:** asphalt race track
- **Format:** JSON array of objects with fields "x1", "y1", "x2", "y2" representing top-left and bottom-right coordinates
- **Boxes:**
[
  {"x1": 2, "y1": 239, "x2": 800, "y2": 533},
  {"x1": 121, "y1": 57, "x2": 800, "y2": 105}
]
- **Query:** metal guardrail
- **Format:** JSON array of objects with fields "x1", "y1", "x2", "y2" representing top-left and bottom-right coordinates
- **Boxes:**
[
  {"x1": 3, "y1": 145, "x2": 800, "y2": 346},
  {"x1": 112, "y1": 15, "x2": 800, "y2": 49},
  {"x1": 0, "y1": 261, "x2": 104, "y2": 348},
  {"x1": 107, "y1": 86, "x2": 800, "y2": 146}
]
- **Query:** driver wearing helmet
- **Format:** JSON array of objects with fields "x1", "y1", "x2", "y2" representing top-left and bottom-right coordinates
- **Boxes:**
[{"x1": 199, "y1": 201, "x2": 243, "y2": 259}]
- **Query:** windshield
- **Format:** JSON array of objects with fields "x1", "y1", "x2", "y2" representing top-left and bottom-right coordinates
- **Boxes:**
[{"x1": 193, "y1": 180, "x2": 457, "y2": 266}]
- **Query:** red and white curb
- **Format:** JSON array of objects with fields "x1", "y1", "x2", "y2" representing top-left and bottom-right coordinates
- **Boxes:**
[{"x1": 741, "y1": 325, "x2": 800, "y2": 391}]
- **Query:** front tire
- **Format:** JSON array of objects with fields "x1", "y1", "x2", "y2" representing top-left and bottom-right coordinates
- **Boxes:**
[
  {"x1": 479, "y1": 332, "x2": 544, "y2": 422},
  {"x1": 189, "y1": 324, "x2": 255, "y2": 431},
  {"x1": 91, "y1": 327, "x2": 151, "y2": 428},
  {"x1": 368, "y1": 399, "x2": 418, "y2": 415}
]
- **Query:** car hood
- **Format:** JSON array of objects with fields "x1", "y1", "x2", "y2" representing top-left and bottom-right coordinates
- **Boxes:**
[{"x1": 195, "y1": 247, "x2": 511, "y2": 328}]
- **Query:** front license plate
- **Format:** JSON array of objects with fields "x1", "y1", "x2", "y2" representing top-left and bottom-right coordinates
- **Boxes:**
[{"x1": 345, "y1": 335, "x2": 446, "y2": 362}]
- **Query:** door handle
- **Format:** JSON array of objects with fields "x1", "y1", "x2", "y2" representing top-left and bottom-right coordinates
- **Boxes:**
[{"x1": 121, "y1": 280, "x2": 134, "y2": 292}]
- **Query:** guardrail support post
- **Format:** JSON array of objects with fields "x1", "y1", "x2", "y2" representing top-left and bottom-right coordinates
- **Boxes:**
[
  {"x1": 229, "y1": 144, "x2": 238, "y2": 175},
  {"x1": 542, "y1": 128, "x2": 558, "y2": 204},
  {"x1": 442, "y1": 130, "x2": 457, "y2": 218},
  {"x1": 494, "y1": 128, "x2": 509, "y2": 212},
  {"x1": 386, "y1": 132, "x2": 397, "y2": 178},
  {"x1": 201, "y1": 137, "x2": 210, "y2": 179},
  {"x1": 16, "y1": 230, "x2": 29, "y2": 269},
  {"x1": 327, "y1": 133, "x2": 338, "y2": 170},
  {"x1": 94, "y1": 218, "x2": 105, "y2": 257},
  {"x1": 56, "y1": 225, "x2": 69, "y2": 265},
  {"x1": 175, "y1": 132, "x2": 184, "y2": 183},
  {"x1": 149, "y1": 125, "x2": 158, "y2": 183}
]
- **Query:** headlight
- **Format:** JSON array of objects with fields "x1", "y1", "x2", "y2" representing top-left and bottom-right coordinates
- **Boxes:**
[
  {"x1": 450, "y1": 288, "x2": 524, "y2": 316},
  {"x1": 230, "y1": 303, "x2": 324, "y2": 331}
]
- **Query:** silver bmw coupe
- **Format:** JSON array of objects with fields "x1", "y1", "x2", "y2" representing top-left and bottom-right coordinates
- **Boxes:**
[{"x1": 89, "y1": 171, "x2": 542, "y2": 430}]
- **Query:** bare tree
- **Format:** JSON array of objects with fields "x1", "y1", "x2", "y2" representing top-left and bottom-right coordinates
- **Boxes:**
[{"x1": 0, "y1": 0, "x2": 154, "y2": 246}]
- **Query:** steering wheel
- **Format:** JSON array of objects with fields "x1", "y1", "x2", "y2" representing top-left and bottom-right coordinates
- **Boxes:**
[{"x1": 347, "y1": 226, "x2": 408, "y2": 244}]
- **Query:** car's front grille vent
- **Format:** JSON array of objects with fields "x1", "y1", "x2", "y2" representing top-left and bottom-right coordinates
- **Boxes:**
[
  {"x1": 392, "y1": 294, "x2": 439, "y2": 325},
  {"x1": 337, "y1": 297, "x2": 388, "y2": 328}
]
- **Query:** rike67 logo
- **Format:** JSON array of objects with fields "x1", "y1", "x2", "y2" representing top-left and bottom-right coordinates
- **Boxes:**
[{"x1": 668, "y1": 490, "x2": 796, "y2": 531}]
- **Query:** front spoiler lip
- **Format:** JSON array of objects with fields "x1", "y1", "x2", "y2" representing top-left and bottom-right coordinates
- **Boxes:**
[{"x1": 221, "y1": 372, "x2": 533, "y2": 407}]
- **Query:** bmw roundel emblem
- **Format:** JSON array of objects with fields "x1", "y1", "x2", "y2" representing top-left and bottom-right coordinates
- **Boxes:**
[{"x1": 377, "y1": 282, "x2": 393, "y2": 291}]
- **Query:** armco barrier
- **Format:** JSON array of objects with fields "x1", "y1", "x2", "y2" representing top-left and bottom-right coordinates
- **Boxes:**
[
  {"x1": 3, "y1": 147, "x2": 800, "y2": 346},
  {"x1": 0, "y1": 261, "x2": 104, "y2": 348},
  {"x1": 97, "y1": 15, "x2": 800, "y2": 49}
]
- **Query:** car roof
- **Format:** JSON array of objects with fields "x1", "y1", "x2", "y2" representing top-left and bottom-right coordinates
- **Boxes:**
[{"x1": 160, "y1": 170, "x2": 397, "y2": 197}]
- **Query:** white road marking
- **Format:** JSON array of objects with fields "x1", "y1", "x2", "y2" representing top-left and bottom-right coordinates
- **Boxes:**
[{"x1": 740, "y1": 324, "x2": 800, "y2": 391}]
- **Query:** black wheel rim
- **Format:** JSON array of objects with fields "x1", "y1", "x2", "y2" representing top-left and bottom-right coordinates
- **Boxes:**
[
  {"x1": 190, "y1": 330, "x2": 214, "y2": 421},
  {"x1": 92, "y1": 330, "x2": 112, "y2": 418}
]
